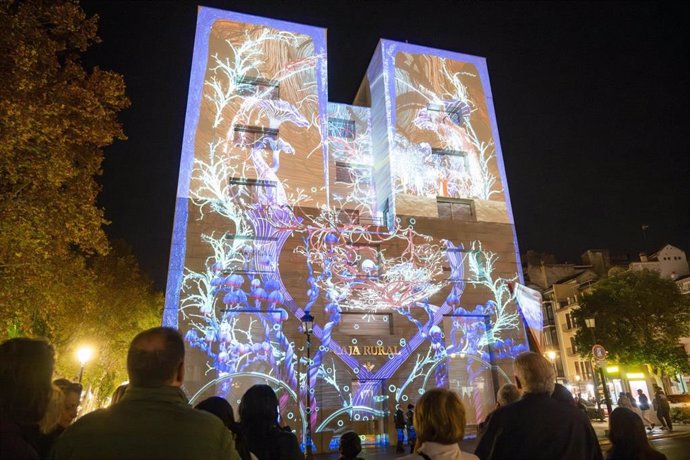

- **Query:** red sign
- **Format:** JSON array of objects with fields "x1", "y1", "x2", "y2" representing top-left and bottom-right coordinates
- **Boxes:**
[{"x1": 592, "y1": 344, "x2": 607, "y2": 361}]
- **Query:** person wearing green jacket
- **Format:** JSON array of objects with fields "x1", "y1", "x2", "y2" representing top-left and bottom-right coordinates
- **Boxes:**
[{"x1": 51, "y1": 327, "x2": 240, "y2": 460}]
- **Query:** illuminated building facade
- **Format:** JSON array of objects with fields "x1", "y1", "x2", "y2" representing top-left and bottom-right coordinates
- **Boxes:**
[{"x1": 164, "y1": 7, "x2": 529, "y2": 450}]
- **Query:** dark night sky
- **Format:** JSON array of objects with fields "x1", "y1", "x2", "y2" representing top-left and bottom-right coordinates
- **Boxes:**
[{"x1": 80, "y1": 1, "x2": 689, "y2": 289}]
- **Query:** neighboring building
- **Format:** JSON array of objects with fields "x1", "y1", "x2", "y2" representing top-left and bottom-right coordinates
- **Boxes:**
[
  {"x1": 630, "y1": 244, "x2": 690, "y2": 280},
  {"x1": 164, "y1": 7, "x2": 527, "y2": 450}
]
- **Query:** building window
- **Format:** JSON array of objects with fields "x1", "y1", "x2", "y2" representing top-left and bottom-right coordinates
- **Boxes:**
[
  {"x1": 432, "y1": 148, "x2": 469, "y2": 174},
  {"x1": 437, "y1": 197, "x2": 474, "y2": 221},
  {"x1": 223, "y1": 233, "x2": 278, "y2": 274},
  {"x1": 427, "y1": 100, "x2": 472, "y2": 126},
  {"x1": 570, "y1": 336, "x2": 578, "y2": 354},
  {"x1": 565, "y1": 313, "x2": 572, "y2": 330},
  {"x1": 233, "y1": 125, "x2": 279, "y2": 149},
  {"x1": 228, "y1": 177, "x2": 277, "y2": 202},
  {"x1": 235, "y1": 76, "x2": 279, "y2": 99},
  {"x1": 335, "y1": 161, "x2": 372, "y2": 185},
  {"x1": 328, "y1": 118, "x2": 356, "y2": 139},
  {"x1": 336, "y1": 209, "x2": 360, "y2": 225}
]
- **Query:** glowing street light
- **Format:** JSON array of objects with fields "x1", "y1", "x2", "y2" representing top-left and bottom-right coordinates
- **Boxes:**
[
  {"x1": 546, "y1": 350, "x2": 557, "y2": 361},
  {"x1": 76, "y1": 346, "x2": 94, "y2": 383}
]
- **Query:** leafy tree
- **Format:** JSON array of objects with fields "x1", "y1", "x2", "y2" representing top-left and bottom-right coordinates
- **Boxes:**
[
  {"x1": 572, "y1": 269, "x2": 690, "y2": 376},
  {"x1": 0, "y1": 0, "x2": 129, "y2": 332},
  {"x1": 0, "y1": 1, "x2": 160, "y2": 401}
]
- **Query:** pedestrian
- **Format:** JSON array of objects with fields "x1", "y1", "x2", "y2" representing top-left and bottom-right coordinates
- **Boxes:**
[
  {"x1": 478, "y1": 383, "x2": 521, "y2": 436},
  {"x1": 394, "y1": 406, "x2": 407, "y2": 453},
  {"x1": 606, "y1": 407, "x2": 666, "y2": 460},
  {"x1": 51, "y1": 326, "x2": 241, "y2": 459},
  {"x1": 636, "y1": 389, "x2": 655, "y2": 430},
  {"x1": 195, "y1": 396, "x2": 254, "y2": 460},
  {"x1": 339, "y1": 431, "x2": 364, "y2": 460},
  {"x1": 475, "y1": 352, "x2": 602, "y2": 460},
  {"x1": 399, "y1": 388, "x2": 478, "y2": 460},
  {"x1": 0, "y1": 337, "x2": 55, "y2": 460},
  {"x1": 406, "y1": 404, "x2": 416, "y2": 454},
  {"x1": 239, "y1": 384, "x2": 302, "y2": 460},
  {"x1": 653, "y1": 385, "x2": 672, "y2": 432},
  {"x1": 616, "y1": 392, "x2": 632, "y2": 410},
  {"x1": 109, "y1": 383, "x2": 128, "y2": 406},
  {"x1": 626, "y1": 392, "x2": 638, "y2": 409},
  {"x1": 552, "y1": 383, "x2": 577, "y2": 406},
  {"x1": 51, "y1": 379, "x2": 83, "y2": 436}
]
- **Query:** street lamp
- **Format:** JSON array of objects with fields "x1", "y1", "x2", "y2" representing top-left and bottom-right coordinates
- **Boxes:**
[
  {"x1": 76, "y1": 346, "x2": 94, "y2": 383},
  {"x1": 584, "y1": 317, "x2": 613, "y2": 416},
  {"x1": 545, "y1": 350, "x2": 558, "y2": 377},
  {"x1": 301, "y1": 311, "x2": 315, "y2": 460}
]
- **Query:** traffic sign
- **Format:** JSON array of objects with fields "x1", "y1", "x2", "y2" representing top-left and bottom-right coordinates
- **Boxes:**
[{"x1": 592, "y1": 344, "x2": 607, "y2": 361}]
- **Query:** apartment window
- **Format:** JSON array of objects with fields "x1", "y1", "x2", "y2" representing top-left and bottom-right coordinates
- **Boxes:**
[
  {"x1": 437, "y1": 197, "x2": 474, "y2": 221},
  {"x1": 335, "y1": 161, "x2": 372, "y2": 185},
  {"x1": 570, "y1": 337, "x2": 578, "y2": 354},
  {"x1": 222, "y1": 234, "x2": 278, "y2": 274},
  {"x1": 228, "y1": 177, "x2": 277, "y2": 202},
  {"x1": 328, "y1": 118, "x2": 356, "y2": 139},
  {"x1": 233, "y1": 125, "x2": 279, "y2": 149},
  {"x1": 545, "y1": 303, "x2": 554, "y2": 321},
  {"x1": 432, "y1": 148, "x2": 469, "y2": 174},
  {"x1": 236, "y1": 76, "x2": 279, "y2": 99},
  {"x1": 565, "y1": 313, "x2": 572, "y2": 330},
  {"x1": 427, "y1": 100, "x2": 472, "y2": 126}
]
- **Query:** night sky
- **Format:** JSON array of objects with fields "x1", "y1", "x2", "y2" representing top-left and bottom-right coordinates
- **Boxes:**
[{"x1": 80, "y1": 1, "x2": 689, "y2": 289}]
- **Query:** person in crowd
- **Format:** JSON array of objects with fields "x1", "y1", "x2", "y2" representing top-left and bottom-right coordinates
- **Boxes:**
[
  {"x1": 477, "y1": 383, "x2": 522, "y2": 435},
  {"x1": 338, "y1": 431, "x2": 364, "y2": 460},
  {"x1": 52, "y1": 327, "x2": 240, "y2": 459},
  {"x1": 653, "y1": 385, "x2": 672, "y2": 432},
  {"x1": 195, "y1": 396, "x2": 253, "y2": 460},
  {"x1": 606, "y1": 407, "x2": 666, "y2": 460},
  {"x1": 496, "y1": 383, "x2": 521, "y2": 407},
  {"x1": 51, "y1": 379, "x2": 83, "y2": 435},
  {"x1": 475, "y1": 352, "x2": 602, "y2": 460},
  {"x1": 31, "y1": 385, "x2": 65, "y2": 460},
  {"x1": 399, "y1": 388, "x2": 478, "y2": 460},
  {"x1": 109, "y1": 383, "x2": 128, "y2": 406},
  {"x1": 626, "y1": 392, "x2": 638, "y2": 409},
  {"x1": 406, "y1": 404, "x2": 416, "y2": 454},
  {"x1": 239, "y1": 384, "x2": 302, "y2": 460},
  {"x1": 552, "y1": 382, "x2": 576, "y2": 406},
  {"x1": 617, "y1": 392, "x2": 633, "y2": 410},
  {"x1": 0, "y1": 337, "x2": 55, "y2": 460},
  {"x1": 637, "y1": 388, "x2": 655, "y2": 430},
  {"x1": 394, "y1": 406, "x2": 407, "y2": 453}
]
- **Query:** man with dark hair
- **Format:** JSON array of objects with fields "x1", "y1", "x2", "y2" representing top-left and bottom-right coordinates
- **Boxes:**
[
  {"x1": 52, "y1": 327, "x2": 240, "y2": 460},
  {"x1": 475, "y1": 352, "x2": 602, "y2": 460}
]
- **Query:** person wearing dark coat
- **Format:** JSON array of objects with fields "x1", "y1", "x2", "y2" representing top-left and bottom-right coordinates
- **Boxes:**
[
  {"x1": 394, "y1": 407, "x2": 407, "y2": 453},
  {"x1": 475, "y1": 352, "x2": 602, "y2": 460},
  {"x1": 606, "y1": 407, "x2": 666, "y2": 460},
  {"x1": 239, "y1": 384, "x2": 302, "y2": 460},
  {"x1": 0, "y1": 338, "x2": 55, "y2": 460},
  {"x1": 195, "y1": 396, "x2": 253, "y2": 460}
]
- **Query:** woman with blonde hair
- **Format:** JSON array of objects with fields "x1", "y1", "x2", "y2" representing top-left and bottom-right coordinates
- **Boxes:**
[{"x1": 400, "y1": 388, "x2": 478, "y2": 460}]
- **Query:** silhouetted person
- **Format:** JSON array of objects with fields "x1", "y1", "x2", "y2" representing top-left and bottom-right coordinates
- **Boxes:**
[
  {"x1": 0, "y1": 337, "x2": 55, "y2": 460},
  {"x1": 195, "y1": 396, "x2": 253, "y2": 460},
  {"x1": 239, "y1": 384, "x2": 302, "y2": 460},
  {"x1": 552, "y1": 382, "x2": 576, "y2": 406},
  {"x1": 637, "y1": 389, "x2": 654, "y2": 430},
  {"x1": 339, "y1": 431, "x2": 364, "y2": 460},
  {"x1": 394, "y1": 406, "x2": 406, "y2": 453},
  {"x1": 478, "y1": 383, "x2": 522, "y2": 436},
  {"x1": 406, "y1": 404, "x2": 416, "y2": 454},
  {"x1": 109, "y1": 383, "x2": 128, "y2": 406},
  {"x1": 475, "y1": 352, "x2": 602, "y2": 460},
  {"x1": 52, "y1": 327, "x2": 240, "y2": 459},
  {"x1": 51, "y1": 379, "x2": 83, "y2": 435},
  {"x1": 606, "y1": 407, "x2": 666, "y2": 460},
  {"x1": 653, "y1": 385, "x2": 672, "y2": 432},
  {"x1": 400, "y1": 388, "x2": 478, "y2": 460}
]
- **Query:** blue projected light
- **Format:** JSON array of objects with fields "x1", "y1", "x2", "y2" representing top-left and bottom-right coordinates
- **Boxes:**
[{"x1": 165, "y1": 6, "x2": 527, "y2": 448}]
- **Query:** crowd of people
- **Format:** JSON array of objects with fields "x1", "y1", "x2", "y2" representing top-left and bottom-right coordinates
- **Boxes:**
[{"x1": 0, "y1": 328, "x2": 672, "y2": 460}]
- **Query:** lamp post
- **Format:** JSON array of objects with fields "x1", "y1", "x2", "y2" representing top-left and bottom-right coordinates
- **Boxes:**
[
  {"x1": 301, "y1": 311, "x2": 315, "y2": 460},
  {"x1": 546, "y1": 349, "x2": 558, "y2": 377},
  {"x1": 76, "y1": 346, "x2": 94, "y2": 384},
  {"x1": 584, "y1": 318, "x2": 613, "y2": 416}
]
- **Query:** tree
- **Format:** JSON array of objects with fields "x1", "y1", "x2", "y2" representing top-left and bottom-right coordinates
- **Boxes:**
[
  {"x1": 572, "y1": 269, "x2": 690, "y2": 376},
  {"x1": 0, "y1": 1, "x2": 161, "y2": 402},
  {"x1": 0, "y1": 0, "x2": 129, "y2": 332}
]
